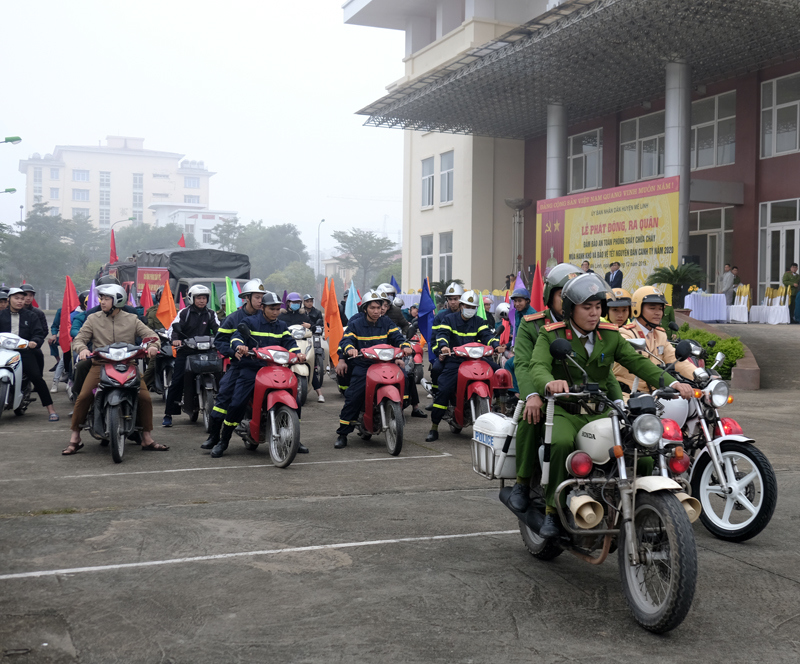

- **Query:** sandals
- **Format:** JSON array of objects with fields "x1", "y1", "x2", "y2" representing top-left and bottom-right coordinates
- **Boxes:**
[
  {"x1": 49, "y1": 413, "x2": 59, "y2": 422},
  {"x1": 141, "y1": 442, "x2": 170, "y2": 451},
  {"x1": 61, "y1": 442, "x2": 84, "y2": 455}
]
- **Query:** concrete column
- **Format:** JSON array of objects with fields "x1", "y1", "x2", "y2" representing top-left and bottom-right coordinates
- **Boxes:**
[
  {"x1": 546, "y1": 103, "x2": 568, "y2": 199},
  {"x1": 665, "y1": 61, "x2": 692, "y2": 262},
  {"x1": 405, "y1": 16, "x2": 434, "y2": 57}
]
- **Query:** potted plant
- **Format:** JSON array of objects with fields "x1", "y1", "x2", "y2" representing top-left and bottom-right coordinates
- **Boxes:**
[{"x1": 646, "y1": 263, "x2": 707, "y2": 309}]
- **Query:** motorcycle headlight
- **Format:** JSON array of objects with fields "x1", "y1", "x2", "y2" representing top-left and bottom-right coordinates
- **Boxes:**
[
  {"x1": 467, "y1": 347, "x2": 485, "y2": 359},
  {"x1": 197, "y1": 342, "x2": 211, "y2": 350},
  {"x1": 377, "y1": 348, "x2": 395, "y2": 361},
  {"x1": 632, "y1": 414, "x2": 662, "y2": 449},
  {"x1": 271, "y1": 351, "x2": 290, "y2": 365},
  {"x1": 106, "y1": 347, "x2": 128, "y2": 361},
  {"x1": 705, "y1": 380, "x2": 729, "y2": 408},
  {"x1": 0, "y1": 335, "x2": 23, "y2": 350},
  {"x1": 292, "y1": 330, "x2": 305, "y2": 339}
]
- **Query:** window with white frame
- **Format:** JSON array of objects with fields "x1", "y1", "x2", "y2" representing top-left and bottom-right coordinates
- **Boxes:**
[
  {"x1": 421, "y1": 234, "x2": 433, "y2": 285},
  {"x1": 99, "y1": 171, "x2": 110, "y2": 187},
  {"x1": 202, "y1": 231, "x2": 213, "y2": 244},
  {"x1": 153, "y1": 173, "x2": 169, "y2": 179},
  {"x1": 184, "y1": 176, "x2": 200, "y2": 188},
  {"x1": 49, "y1": 207, "x2": 59, "y2": 217},
  {"x1": 619, "y1": 111, "x2": 665, "y2": 184},
  {"x1": 72, "y1": 169, "x2": 89, "y2": 182},
  {"x1": 440, "y1": 151, "x2": 454, "y2": 203},
  {"x1": 72, "y1": 208, "x2": 90, "y2": 219},
  {"x1": 184, "y1": 195, "x2": 200, "y2": 204},
  {"x1": 761, "y1": 73, "x2": 800, "y2": 158},
  {"x1": 33, "y1": 167, "x2": 42, "y2": 183},
  {"x1": 691, "y1": 91, "x2": 736, "y2": 170},
  {"x1": 72, "y1": 189, "x2": 89, "y2": 201},
  {"x1": 50, "y1": 168, "x2": 59, "y2": 179},
  {"x1": 185, "y1": 223, "x2": 195, "y2": 234},
  {"x1": 152, "y1": 192, "x2": 170, "y2": 198},
  {"x1": 569, "y1": 129, "x2": 603, "y2": 193},
  {"x1": 50, "y1": 188, "x2": 59, "y2": 200},
  {"x1": 421, "y1": 157, "x2": 434, "y2": 208},
  {"x1": 99, "y1": 190, "x2": 110, "y2": 206},
  {"x1": 34, "y1": 167, "x2": 42, "y2": 201},
  {"x1": 439, "y1": 231, "x2": 453, "y2": 283},
  {"x1": 99, "y1": 209, "x2": 110, "y2": 226},
  {"x1": 133, "y1": 173, "x2": 143, "y2": 190}
]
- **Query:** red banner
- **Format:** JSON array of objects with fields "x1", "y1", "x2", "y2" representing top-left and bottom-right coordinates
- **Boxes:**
[{"x1": 136, "y1": 268, "x2": 169, "y2": 294}]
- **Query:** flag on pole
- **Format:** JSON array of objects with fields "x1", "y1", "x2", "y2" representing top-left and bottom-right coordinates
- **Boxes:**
[
  {"x1": 390, "y1": 275, "x2": 401, "y2": 294},
  {"x1": 156, "y1": 280, "x2": 178, "y2": 329},
  {"x1": 87, "y1": 279, "x2": 99, "y2": 310},
  {"x1": 418, "y1": 278, "x2": 436, "y2": 361},
  {"x1": 225, "y1": 277, "x2": 237, "y2": 316},
  {"x1": 177, "y1": 233, "x2": 186, "y2": 248},
  {"x1": 127, "y1": 286, "x2": 137, "y2": 307},
  {"x1": 345, "y1": 281, "x2": 359, "y2": 319},
  {"x1": 327, "y1": 280, "x2": 344, "y2": 364},
  {"x1": 209, "y1": 283, "x2": 219, "y2": 312},
  {"x1": 530, "y1": 261, "x2": 545, "y2": 312},
  {"x1": 321, "y1": 277, "x2": 329, "y2": 337},
  {"x1": 58, "y1": 277, "x2": 80, "y2": 353},
  {"x1": 281, "y1": 290, "x2": 288, "y2": 309},
  {"x1": 140, "y1": 282, "x2": 154, "y2": 311},
  {"x1": 179, "y1": 292, "x2": 185, "y2": 310},
  {"x1": 477, "y1": 293, "x2": 487, "y2": 320},
  {"x1": 232, "y1": 279, "x2": 241, "y2": 300},
  {"x1": 109, "y1": 230, "x2": 119, "y2": 264}
]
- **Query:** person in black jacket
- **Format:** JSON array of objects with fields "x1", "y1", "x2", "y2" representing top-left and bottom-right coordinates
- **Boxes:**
[
  {"x1": 339, "y1": 291, "x2": 349, "y2": 325},
  {"x1": 162, "y1": 286, "x2": 220, "y2": 427},
  {"x1": 279, "y1": 292, "x2": 312, "y2": 328},
  {"x1": 0, "y1": 288, "x2": 58, "y2": 420},
  {"x1": 21, "y1": 284, "x2": 48, "y2": 374},
  {"x1": 302, "y1": 294, "x2": 323, "y2": 328}
]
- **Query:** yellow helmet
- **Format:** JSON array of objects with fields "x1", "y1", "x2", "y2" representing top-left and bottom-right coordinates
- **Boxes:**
[
  {"x1": 607, "y1": 288, "x2": 632, "y2": 308},
  {"x1": 631, "y1": 286, "x2": 667, "y2": 319}
]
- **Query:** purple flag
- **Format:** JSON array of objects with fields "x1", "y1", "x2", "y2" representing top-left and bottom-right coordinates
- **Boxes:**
[{"x1": 87, "y1": 279, "x2": 99, "y2": 309}]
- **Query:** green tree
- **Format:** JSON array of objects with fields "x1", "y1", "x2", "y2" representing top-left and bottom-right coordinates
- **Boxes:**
[
  {"x1": 114, "y1": 222, "x2": 197, "y2": 259},
  {"x1": 331, "y1": 229, "x2": 398, "y2": 293},
  {"x1": 264, "y1": 261, "x2": 316, "y2": 297},
  {"x1": 234, "y1": 221, "x2": 309, "y2": 279},
  {"x1": 210, "y1": 215, "x2": 242, "y2": 251},
  {"x1": 66, "y1": 215, "x2": 105, "y2": 272}
]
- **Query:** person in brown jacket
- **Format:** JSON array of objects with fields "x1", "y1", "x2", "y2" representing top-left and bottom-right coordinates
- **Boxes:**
[{"x1": 63, "y1": 284, "x2": 167, "y2": 455}]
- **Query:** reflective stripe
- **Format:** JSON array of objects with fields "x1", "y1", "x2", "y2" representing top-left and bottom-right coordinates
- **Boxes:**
[
  {"x1": 212, "y1": 406, "x2": 228, "y2": 415},
  {"x1": 339, "y1": 419, "x2": 351, "y2": 425},
  {"x1": 218, "y1": 328, "x2": 235, "y2": 333},
  {"x1": 432, "y1": 403, "x2": 447, "y2": 409},
  {"x1": 223, "y1": 420, "x2": 239, "y2": 427},
  {"x1": 251, "y1": 331, "x2": 288, "y2": 338},
  {"x1": 344, "y1": 333, "x2": 392, "y2": 341}
]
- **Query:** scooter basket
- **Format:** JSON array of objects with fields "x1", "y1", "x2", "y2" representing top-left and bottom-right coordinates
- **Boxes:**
[
  {"x1": 186, "y1": 354, "x2": 224, "y2": 375},
  {"x1": 471, "y1": 412, "x2": 517, "y2": 480}
]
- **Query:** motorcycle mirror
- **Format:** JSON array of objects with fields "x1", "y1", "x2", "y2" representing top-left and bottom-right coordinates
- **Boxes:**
[
  {"x1": 628, "y1": 338, "x2": 647, "y2": 351},
  {"x1": 675, "y1": 340, "x2": 693, "y2": 362},
  {"x1": 668, "y1": 321, "x2": 680, "y2": 332},
  {"x1": 549, "y1": 338, "x2": 573, "y2": 360},
  {"x1": 236, "y1": 323, "x2": 254, "y2": 346},
  {"x1": 707, "y1": 339, "x2": 717, "y2": 348}
]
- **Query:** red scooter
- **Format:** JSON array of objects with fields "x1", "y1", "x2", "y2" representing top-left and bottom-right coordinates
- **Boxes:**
[
  {"x1": 429, "y1": 342, "x2": 495, "y2": 434},
  {"x1": 235, "y1": 324, "x2": 302, "y2": 468},
  {"x1": 354, "y1": 344, "x2": 406, "y2": 456},
  {"x1": 409, "y1": 333, "x2": 424, "y2": 384}
]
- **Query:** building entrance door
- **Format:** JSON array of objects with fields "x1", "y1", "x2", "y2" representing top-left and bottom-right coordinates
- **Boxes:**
[
  {"x1": 688, "y1": 232, "x2": 720, "y2": 292},
  {"x1": 766, "y1": 225, "x2": 800, "y2": 294}
]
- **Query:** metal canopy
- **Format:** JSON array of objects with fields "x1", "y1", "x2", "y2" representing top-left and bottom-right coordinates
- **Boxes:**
[{"x1": 358, "y1": 0, "x2": 800, "y2": 139}]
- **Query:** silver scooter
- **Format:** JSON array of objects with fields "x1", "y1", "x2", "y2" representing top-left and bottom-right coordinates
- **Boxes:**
[{"x1": 0, "y1": 332, "x2": 34, "y2": 419}]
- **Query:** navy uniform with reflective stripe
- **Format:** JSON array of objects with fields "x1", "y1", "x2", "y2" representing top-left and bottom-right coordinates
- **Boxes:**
[
  {"x1": 336, "y1": 314, "x2": 411, "y2": 436},
  {"x1": 219, "y1": 313, "x2": 301, "y2": 427},
  {"x1": 210, "y1": 306, "x2": 256, "y2": 422},
  {"x1": 428, "y1": 307, "x2": 455, "y2": 391},
  {"x1": 430, "y1": 312, "x2": 499, "y2": 424}
]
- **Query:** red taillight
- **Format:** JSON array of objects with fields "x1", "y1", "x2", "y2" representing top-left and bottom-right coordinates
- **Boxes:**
[
  {"x1": 567, "y1": 451, "x2": 593, "y2": 477},
  {"x1": 660, "y1": 418, "x2": 683, "y2": 442},
  {"x1": 667, "y1": 447, "x2": 691, "y2": 474},
  {"x1": 717, "y1": 417, "x2": 743, "y2": 436}
]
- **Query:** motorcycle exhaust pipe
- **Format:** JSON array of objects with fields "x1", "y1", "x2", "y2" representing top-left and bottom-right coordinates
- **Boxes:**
[
  {"x1": 568, "y1": 493, "x2": 604, "y2": 529},
  {"x1": 674, "y1": 492, "x2": 702, "y2": 523}
]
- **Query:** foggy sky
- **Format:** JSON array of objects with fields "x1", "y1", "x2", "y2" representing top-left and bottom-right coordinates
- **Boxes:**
[{"x1": 0, "y1": 0, "x2": 405, "y2": 256}]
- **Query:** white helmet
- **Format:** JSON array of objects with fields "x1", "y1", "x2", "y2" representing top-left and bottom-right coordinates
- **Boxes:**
[
  {"x1": 239, "y1": 278, "x2": 265, "y2": 298},
  {"x1": 459, "y1": 290, "x2": 479, "y2": 306},
  {"x1": 186, "y1": 284, "x2": 210, "y2": 306},
  {"x1": 97, "y1": 284, "x2": 127, "y2": 308},
  {"x1": 393, "y1": 297, "x2": 405, "y2": 308},
  {"x1": 495, "y1": 302, "x2": 511, "y2": 318},
  {"x1": 444, "y1": 282, "x2": 464, "y2": 297},
  {"x1": 361, "y1": 290, "x2": 384, "y2": 308},
  {"x1": 377, "y1": 282, "x2": 396, "y2": 297}
]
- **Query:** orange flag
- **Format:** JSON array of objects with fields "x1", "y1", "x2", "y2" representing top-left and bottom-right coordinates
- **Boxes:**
[
  {"x1": 327, "y1": 279, "x2": 343, "y2": 364},
  {"x1": 156, "y1": 280, "x2": 177, "y2": 329},
  {"x1": 321, "y1": 277, "x2": 330, "y2": 337}
]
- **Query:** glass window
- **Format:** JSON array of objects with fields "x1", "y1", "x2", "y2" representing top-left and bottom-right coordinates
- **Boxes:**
[
  {"x1": 72, "y1": 170, "x2": 89, "y2": 182},
  {"x1": 184, "y1": 176, "x2": 200, "y2": 189},
  {"x1": 184, "y1": 195, "x2": 200, "y2": 204},
  {"x1": 99, "y1": 209, "x2": 110, "y2": 226},
  {"x1": 203, "y1": 231, "x2": 213, "y2": 244},
  {"x1": 99, "y1": 171, "x2": 110, "y2": 188},
  {"x1": 49, "y1": 188, "x2": 59, "y2": 200},
  {"x1": 717, "y1": 118, "x2": 736, "y2": 165},
  {"x1": 72, "y1": 189, "x2": 89, "y2": 201},
  {"x1": 776, "y1": 74, "x2": 800, "y2": 105},
  {"x1": 568, "y1": 129, "x2": 602, "y2": 193},
  {"x1": 440, "y1": 150, "x2": 454, "y2": 203},
  {"x1": 132, "y1": 192, "x2": 143, "y2": 206},
  {"x1": 770, "y1": 200, "x2": 798, "y2": 223},
  {"x1": 33, "y1": 167, "x2": 42, "y2": 183},
  {"x1": 421, "y1": 157, "x2": 434, "y2": 208},
  {"x1": 72, "y1": 208, "x2": 90, "y2": 219},
  {"x1": 692, "y1": 98, "x2": 716, "y2": 125},
  {"x1": 439, "y1": 231, "x2": 453, "y2": 283},
  {"x1": 762, "y1": 82, "x2": 773, "y2": 110},
  {"x1": 99, "y1": 190, "x2": 110, "y2": 206},
  {"x1": 695, "y1": 124, "x2": 716, "y2": 169},
  {"x1": 133, "y1": 173, "x2": 144, "y2": 189},
  {"x1": 49, "y1": 207, "x2": 59, "y2": 217},
  {"x1": 762, "y1": 74, "x2": 800, "y2": 158},
  {"x1": 724, "y1": 207, "x2": 734, "y2": 230},
  {"x1": 619, "y1": 111, "x2": 665, "y2": 183},
  {"x1": 776, "y1": 105, "x2": 798, "y2": 153},
  {"x1": 699, "y1": 209, "x2": 722, "y2": 230},
  {"x1": 762, "y1": 110, "x2": 773, "y2": 158},
  {"x1": 421, "y1": 234, "x2": 433, "y2": 284},
  {"x1": 718, "y1": 91, "x2": 736, "y2": 119},
  {"x1": 50, "y1": 168, "x2": 59, "y2": 179},
  {"x1": 691, "y1": 92, "x2": 736, "y2": 170}
]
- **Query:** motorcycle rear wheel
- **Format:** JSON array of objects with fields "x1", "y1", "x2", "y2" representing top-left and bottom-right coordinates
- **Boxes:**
[
  {"x1": 269, "y1": 405, "x2": 300, "y2": 468},
  {"x1": 519, "y1": 519, "x2": 562, "y2": 560},
  {"x1": 108, "y1": 405, "x2": 126, "y2": 464},
  {"x1": 618, "y1": 491, "x2": 697, "y2": 633},
  {"x1": 691, "y1": 441, "x2": 777, "y2": 542},
  {"x1": 296, "y1": 375, "x2": 308, "y2": 408},
  {"x1": 314, "y1": 355, "x2": 325, "y2": 388},
  {"x1": 202, "y1": 390, "x2": 214, "y2": 433},
  {"x1": 384, "y1": 400, "x2": 403, "y2": 456}
]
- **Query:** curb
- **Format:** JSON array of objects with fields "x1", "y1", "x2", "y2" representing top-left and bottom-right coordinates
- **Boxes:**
[{"x1": 675, "y1": 313, "x2": 760, "y2": 390}]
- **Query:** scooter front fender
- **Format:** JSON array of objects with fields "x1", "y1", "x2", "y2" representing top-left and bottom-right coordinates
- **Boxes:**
[
  {"x1": 251, "y1": 390, "x2": 299, "y2": 440},
  {"x1": 376, "y1": 385, "x2": 401, "y2": 405},
  {"x1": 633, "y1": 476, "x2": 683, "y2": 493},
  {"x1": 466, "y1": 382, "x2": 491, "y2": 401},
  {"x1": 688, "y1": 434, "x2": 756, "y2": 483}
]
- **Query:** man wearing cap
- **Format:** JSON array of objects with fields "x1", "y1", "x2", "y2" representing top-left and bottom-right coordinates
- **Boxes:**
[
  {"x1": 209, "y1": 291, "x2": 305, "y2": 458},
  {"x1": 0, "y1": 288, "x2": 59, "y2": 421},
  {"x1": 20, "y1": 284, "x2": 48, "y2": 374},
  {"x1": 425, "y1": 290, "x2": 499, "y2": 442},
  {"x1": 302, "y1": 295, "x2": 323, "y2": 328},
  {"x1": 0, "y1": 289, "x2": 8, "y2": 312},
  {"x1": 334, "y1": 290, "x2": 412, "y2": 449}
]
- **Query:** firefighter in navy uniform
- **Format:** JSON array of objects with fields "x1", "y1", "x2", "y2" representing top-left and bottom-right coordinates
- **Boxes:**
[
  {"x1": 202, "y1": 279, "x2": 265, "y2": 449},
  {"x1": 425, "y1": 290, "x2": 499, "y2": 442},
  {"x1": 423, "y1": 282, "x2": 464, "y2": 408},
  {"x1": 334, "y1": 290, "x2": 412, "y2": 449},
  {"x1": 210, "y1": 290, "x2": 305, "y2": 458}
]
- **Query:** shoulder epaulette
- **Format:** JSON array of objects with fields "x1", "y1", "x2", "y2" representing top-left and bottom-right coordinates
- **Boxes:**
[
  {"x1": 597, "y1": 322, "x2": 618, "y2": 331},
  {"x1": 523, "y1": 312, "x2": 547, "y2": 322},
  {"x1": 623, "y1": 322, "x2": 637, "y2": 330},
  {"x1": 655, "y1": 326, "x2": 665, "y2": 332},
  {"x1": 544, "y1": 321, "x2": 566, "y2": 332}
]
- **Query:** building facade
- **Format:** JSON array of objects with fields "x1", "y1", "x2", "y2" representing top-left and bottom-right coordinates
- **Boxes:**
[
  {"x1": 346, "y1": 0, "x2": 800, "y2": 301},
  {"x1": 18, "y1": 136, "x2": 213, "y2": 231}
]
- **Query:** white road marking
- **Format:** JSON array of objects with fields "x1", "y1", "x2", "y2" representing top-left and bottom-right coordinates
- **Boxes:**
[
  {"x1": 0, "y1": 453, "x2": 453, "y2": 482},
  {"x1": 0, "y1": 530, "x2": 517, "y2": 580}
]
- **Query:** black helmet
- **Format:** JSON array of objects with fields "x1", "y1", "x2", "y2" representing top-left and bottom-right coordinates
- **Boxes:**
[
  {"x1": 20, "y1": 284, "x2": 36, "y2": 294},
  {"x1": 153, "y1": 286, "x2": 163, "y2": 306},
  {"x1": 561, "y1": 273, "x2": 614, "y2": 321},
  {"x1": 78, "y1": 290, "x2": 90, "y2": 307},
  {"x1": 97, "y1": 275, "x2": 121, "y2": 287}
]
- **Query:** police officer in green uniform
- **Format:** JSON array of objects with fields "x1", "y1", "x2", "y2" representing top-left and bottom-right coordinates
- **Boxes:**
[
  {"x1": 529, "y1": 273, "x2": 694, "y2": 537},
  {"x1": 507, "y1": 263, "x2": 581, "y2": 512}
]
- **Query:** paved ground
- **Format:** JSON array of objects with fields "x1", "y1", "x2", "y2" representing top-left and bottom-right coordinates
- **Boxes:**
[
  {"x1": 1, "y1": 355, "x2": 799, "y2": 663},
  {"x1": 717, "y1": 323, "x2": 800, "y2": 390}
]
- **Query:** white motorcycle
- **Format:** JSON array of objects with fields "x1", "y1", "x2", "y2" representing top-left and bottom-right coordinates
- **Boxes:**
[
  {"x1": 288, "y1": 324, "x2": 316, "y2": 407},
  {"x1": 0, "y1": 332, "x2": 34, "y2": 418}
]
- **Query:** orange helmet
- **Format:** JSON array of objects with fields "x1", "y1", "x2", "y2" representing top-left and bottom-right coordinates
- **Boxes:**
[{"x1": 631, "y1": 286, "x2": 667, "y2": 319}]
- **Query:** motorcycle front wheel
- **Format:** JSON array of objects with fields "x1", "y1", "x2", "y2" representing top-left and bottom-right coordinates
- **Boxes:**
[
  {"x1": 108, "y1": 405, "x2": 126, "y2": 464},
  {"x1": 269, "y1": 405, "x2": 300, "y2": 468},
  {"x1": 618, "y1": 491, "x2": 697, "y2": 633},
  {"x1": 314, "y1": 355, "x2": 325, "y2": 388},
  {"x1": 691, "y1": 441, "x2": 777, "y2": 542},
  {"x1": 202, "y1": 389, "x2": 214, "y2": 432},
  {"x1": 470, "y1": 395, "x2": 491, "y2": 424},
  {"x1": 161, "y1": 367, "x2": 172, "y2": 402},
  {"x1": 296, "y1": 375, "x2": 308, "y2": 408},
  {"x1": 383, "y1": 400, "x2": 403, "y2": 456},
  {"x1": 0, "y1": 383, "x2": 7, "y2": 421},
  {"x1": 14, "y1": 381, "x2": 32, "y2": 416}
]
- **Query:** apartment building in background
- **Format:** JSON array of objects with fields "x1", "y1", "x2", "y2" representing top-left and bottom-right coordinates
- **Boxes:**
[{"x1": 18, "y1": 136, "x2": 223, "y2": 246}]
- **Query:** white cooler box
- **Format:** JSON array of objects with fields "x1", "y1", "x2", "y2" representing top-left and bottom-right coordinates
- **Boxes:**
[{"x1": 471, "y1": 412, "x2": 517, "y2": 480}]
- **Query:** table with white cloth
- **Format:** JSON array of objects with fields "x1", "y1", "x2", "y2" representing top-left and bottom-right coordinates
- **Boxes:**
[{"x1": 684, "y1": 293, "x2": 727, "y2": 322}]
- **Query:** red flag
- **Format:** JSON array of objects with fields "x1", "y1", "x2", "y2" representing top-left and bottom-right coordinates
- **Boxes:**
[
  {"x1": 140, "y1": 282, "x2": 153, "y2": 310},
  {"x1": 177, "y1": 233, "x2": 186, "y2": 248},
  {"x1": 58, "y1": 277, "x2": 80, "y2": 353},
  {"x1": 109, "y1": 229, "x2": 119, "y2": 264},
  {"x1": 531, "y1": 261, "x2": 545, "y2": 312}
]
